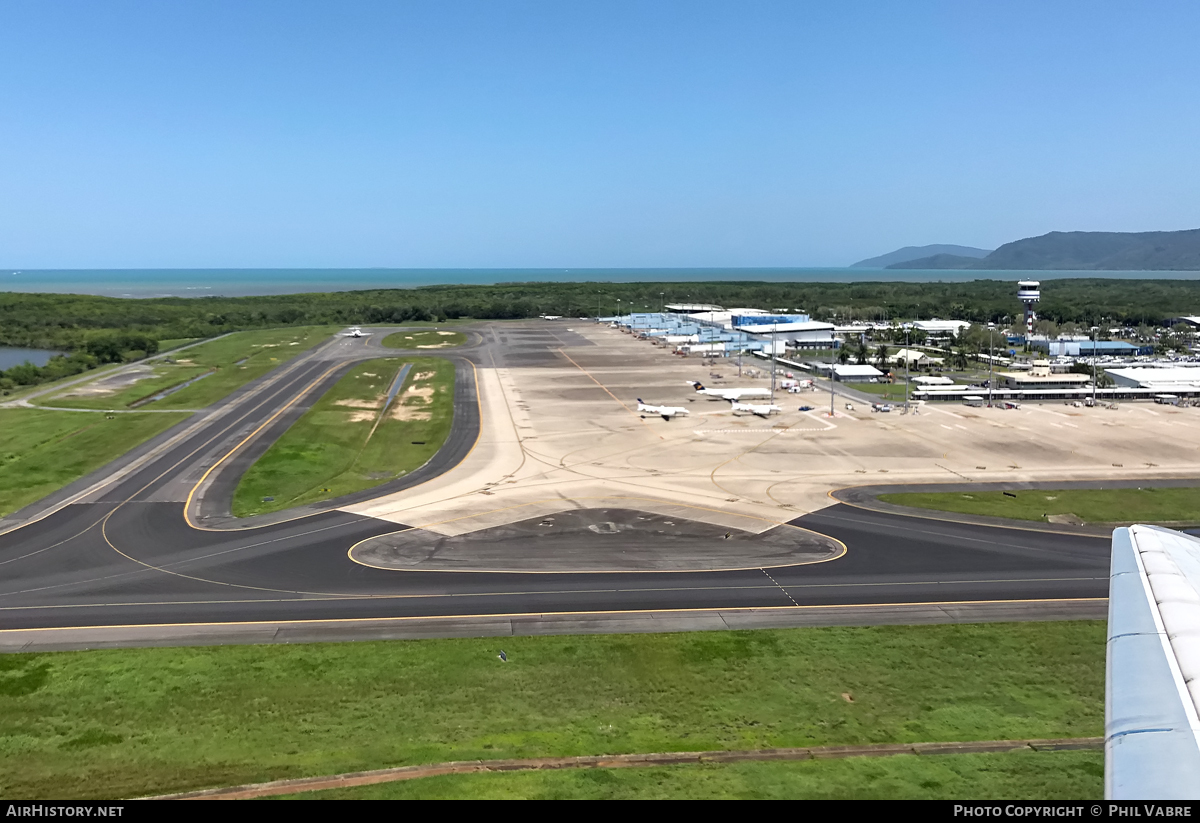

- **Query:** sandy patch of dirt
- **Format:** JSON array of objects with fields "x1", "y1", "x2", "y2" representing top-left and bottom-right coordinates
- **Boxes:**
[
  {"x1": 346, "y1": 411, "x2": 376, "y2": 422},
  {"x1": 335, "y1": 395, "x2": 384, "y2": 409},
  {"x1": 390, "y1": 405, "x2": 432, "y2": 421},
  {"x1": 57, "y1": 369, "x2": 155, "y2": 398},
  {"x1": 437, "y1": 331, "x2": 457, "y2": 336},
  {"x1": 402, "y1": 385, "x2": 435, "y2": 404},
  {"x1": 413, "y1": 371, "x2": 436, "y2": 381}
]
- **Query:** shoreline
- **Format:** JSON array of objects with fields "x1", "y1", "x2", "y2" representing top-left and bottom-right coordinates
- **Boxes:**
[{"x1": 6, "y1": 267, "x2": 1200, "y2": 298}]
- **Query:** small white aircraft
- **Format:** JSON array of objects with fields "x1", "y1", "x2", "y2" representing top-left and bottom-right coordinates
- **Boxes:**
[
  {"x1": 342, "y1": 327, "x2": 367, "y2": 338},
  {"x1": 687, "y1": 381, "x2": 772, "y2": 401},
  {"x1": 636, "y1": 399, "x2": 690, "y2": 420},
  {"x1": 540, "y1": 315, "x2": 563, "y2": 320},
  {"x1": 730, "y1": 400, "x2": 783, "y2": 418}
]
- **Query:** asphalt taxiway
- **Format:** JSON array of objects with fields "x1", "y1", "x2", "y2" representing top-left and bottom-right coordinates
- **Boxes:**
[{"x1": 0, "y1": 325, "x2": 1111, "y2": 650}]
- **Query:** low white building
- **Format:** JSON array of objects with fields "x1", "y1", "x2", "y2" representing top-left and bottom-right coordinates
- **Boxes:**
[
  {"x1": 683, "y1": 311, "x2": 734, "y2": 327},
  {"x1": 888, "y1": 348, "x2": 944, "y2": 367},
  {"x1": 834, "y1": 324, "x2": 871, "y2": 336},
  {"x1": 734, "y1": 320, "x2": 831, "y2": 335},
  {"x1": 788, "y1": 322, "x2": 837, "y2": 348},
  {"x1": 735, "y1": 320, "x2": 835, "y2": 349},
  {"x1": 677, "y1": 342, "x2": 727, "y2": 355},
  {"x1": 666, "y1": 303, "x2": 724, "y2": 313},
  {"x1": 832, "y1": 364, "x2": 885, "y2": 383},
  {"x1": 1107, "y1": 366, "x2": 1200, "y2": 391},
  {"x1": 910, "y1": 319, "x2": 972, "y2": 336},
  {"x1": 997, "y1": 360, "x2": 1090, "y2": 390}
]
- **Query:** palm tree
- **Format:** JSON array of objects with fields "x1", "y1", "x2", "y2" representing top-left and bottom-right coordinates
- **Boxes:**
[{"x1": 875, "y1": 343, "x2": 891, "y2": 370}]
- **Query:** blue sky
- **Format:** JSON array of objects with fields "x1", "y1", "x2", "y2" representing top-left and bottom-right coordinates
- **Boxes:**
[{"x1": 1, "y1": 1, "x2": 1197, "y2": 268}]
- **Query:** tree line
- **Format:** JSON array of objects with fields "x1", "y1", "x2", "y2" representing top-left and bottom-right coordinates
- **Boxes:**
[{"x1": 2, "y1": 278, "x2": 1199, "y2": 389}]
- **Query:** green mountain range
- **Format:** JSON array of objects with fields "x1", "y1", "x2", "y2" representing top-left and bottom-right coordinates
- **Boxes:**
[
  {"x1": 851, "y1": 244, "x2": 992, "y2": 268},
  {"x1": 886, "y1": 229, "x2": 1200, "y2": 271}
]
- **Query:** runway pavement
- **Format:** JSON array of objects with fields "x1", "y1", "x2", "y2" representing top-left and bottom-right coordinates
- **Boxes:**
[{"x1": 0, "y1": 324, "x2": 1111, "y2": 649}]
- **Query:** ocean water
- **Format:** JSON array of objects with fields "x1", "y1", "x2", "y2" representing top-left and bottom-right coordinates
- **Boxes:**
[{"x1": 1, "y1": 267, "x2": 1198, "y2": 299}]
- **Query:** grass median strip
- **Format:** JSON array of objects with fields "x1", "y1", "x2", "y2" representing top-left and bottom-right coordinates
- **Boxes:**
[
  {"x1": 42, "y1": 326, "x2": 337, "y2": 411},
  {"x1": 0, "y1": 408, "x2": 188, "y2": 517},
  {"x1": 0, "y1": 622, "x2": 1104, "y2": 799},
  {"x1": 231, "y1": 356, "x2": 455, "y2": 515},
  {"x1": 270, "y1": 750, "x2": 1104, "y2": 800},
  {"x1": 880, "y1": 487, "x2": 1200, "y2": 524},
  {"x1": 849, "y1": 382, "x2": 913, "y2": 402},
  {"x1": 381, "y1": 329, "x2": 466, "y2": 350},
  {"x1": 159, "y1": 738, "x2": 1102, "y2": 799}
]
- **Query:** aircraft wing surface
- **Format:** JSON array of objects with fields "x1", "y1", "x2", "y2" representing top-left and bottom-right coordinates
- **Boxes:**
[{"x1": 1107, "y1": 525, "x2": 1200, "y2": 799}]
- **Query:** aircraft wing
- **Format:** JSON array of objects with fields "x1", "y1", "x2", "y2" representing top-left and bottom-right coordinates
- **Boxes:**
[{"x1": 1106, "y1": 525, "x2": 1200, "y2": 799}]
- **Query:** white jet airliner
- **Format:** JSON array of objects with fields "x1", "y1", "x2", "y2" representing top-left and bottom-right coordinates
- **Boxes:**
[
  {"x1": 687, "y1": 381, "x2": 772, "y2": 401},
  {"x1": 636, "y1": 399, "x2": 690, "y2": 420},
  {"x1": 730, "y1": 400, "x2": 782, "y2": 418}
]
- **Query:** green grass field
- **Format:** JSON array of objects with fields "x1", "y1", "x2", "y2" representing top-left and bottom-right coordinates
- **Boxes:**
[
  {"x1": 880, "y1": 487, "x2": 1200, "y2": 524},
  {"x1": 0, "y1": 409, "x2": 188, "y2": 516},
  {"x1": 381, "y1": 329, "x2": 467, "y2": 349},
  {"x1": 231, "y1": 357, "x2": 456, "y2": 516},
  {"x1": 0, "y1": 622, "x2": 1104, "y2": 799},
  {"x1": 280, "y1": 750, "x2": 1103, "y2": 800},
  {"x1": 155, "y1": 337, "x2": 202, "y2": 352},
  {"x1": 849, "y1": 381, "x2": 913, "y2": 401},
  {"x1": 41, "y1": 327, "x2": 336, "y2": 411}
]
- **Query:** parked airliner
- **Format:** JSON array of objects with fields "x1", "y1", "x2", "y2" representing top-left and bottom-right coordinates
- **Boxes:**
[
  {"x1": 730, "y1": 401, "x2": 782, "y2": 418},
  {"x1": 636, "y1": 399, "x2": 690, "y2": 420},
  {"x1": 687, "y1": 381, "x2": 772, "y2": 401}
]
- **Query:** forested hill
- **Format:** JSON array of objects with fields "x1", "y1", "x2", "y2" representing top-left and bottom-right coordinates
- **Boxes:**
[
  {"x1": 889, "y1": 229, "x2": 1200, "y2": 270},
  {"x1": 851, "y1": 244, "x2": 991, "y2": 268}
]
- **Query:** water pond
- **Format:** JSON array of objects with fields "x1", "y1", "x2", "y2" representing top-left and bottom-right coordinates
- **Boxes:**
[{"x1": 0, "y1": 347, "x2": 63, "y2": 370}]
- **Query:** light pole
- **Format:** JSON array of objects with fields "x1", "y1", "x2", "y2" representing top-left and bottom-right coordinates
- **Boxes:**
[
  {"x1": 1092, "y1": 325, "x2": 1099, "y2": 405},
  {"x1": 905, "y1": 324, "x2": 911, "y2": 410},
  {"x1": 771, "y1": 322, "x2": 778, "y2": 401},
  {"x1": 988, "y1": 325, "x2": 994, "y2": 408},
  {"x1": 829, "y1": 333, "x2": 836, "y2": 418}
]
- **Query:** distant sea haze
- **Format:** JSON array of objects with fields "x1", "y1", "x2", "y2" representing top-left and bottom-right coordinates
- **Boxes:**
[{"x1": 4, "y1": 268, "x2": 1200, "y2": 299}]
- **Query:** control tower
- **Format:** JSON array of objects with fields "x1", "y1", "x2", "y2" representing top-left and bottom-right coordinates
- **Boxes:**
[{"x1": 1017, "y1": 280, "x2": 1040, "y2": 334}]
